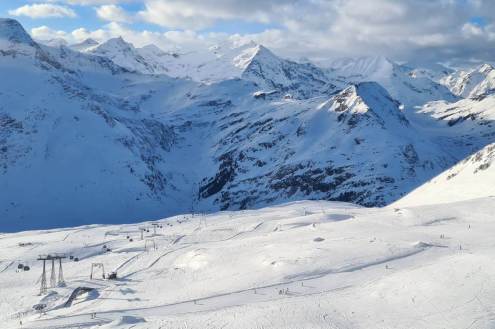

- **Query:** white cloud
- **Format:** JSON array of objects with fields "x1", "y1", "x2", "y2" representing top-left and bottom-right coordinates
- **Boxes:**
[
  {"x1": 96, "y1": 5, "x2": 132, "y2": 23},
  {"x1": 462, "y1": 23, "x2": 484, "y2": 37},
  {"x1": 31, "y1": 26, "x2": 69, "y2": 40},
  {"x1": 50, "y1": 0, "x2": 130, "y2": 5},
  {"x1": 9, "y1": 4, "x2": 77, "y2": 19},
  {"x1": 25, "y1": 0, "x2": 495, "y2": 63},
  {"x1": 138, "y1": 0, "x2": 293, "y2": 30}
]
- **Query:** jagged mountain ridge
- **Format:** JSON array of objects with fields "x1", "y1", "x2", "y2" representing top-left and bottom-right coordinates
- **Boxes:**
[
  {"x1": 83, "y1": 38, "x2": 340, "y2": 99},
  {"x1": 79, "y1": 38, "x2": 458, "y2": 105}
]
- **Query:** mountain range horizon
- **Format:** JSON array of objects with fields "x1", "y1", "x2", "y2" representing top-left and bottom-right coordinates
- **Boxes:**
[{"x1": 1, "y1": 17, "x2": 494, "y2": 232}]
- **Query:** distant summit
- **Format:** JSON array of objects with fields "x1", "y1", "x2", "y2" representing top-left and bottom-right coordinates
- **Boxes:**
[{"x1": 70, "y1": 38, "x2": 99, "y2": 52}]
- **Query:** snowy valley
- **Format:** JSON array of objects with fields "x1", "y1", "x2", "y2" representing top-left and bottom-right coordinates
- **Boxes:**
[{"x1": 1, "y1": 18, "x2": 494, "y2": 231}]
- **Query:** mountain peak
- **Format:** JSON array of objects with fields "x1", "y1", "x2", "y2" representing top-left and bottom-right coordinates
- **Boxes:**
[
  {"x1": 100, "y1": 36, "x2": 133, "y2": 50},
  {"x1": 70, "y1": 38, "x2": 99, "y2": 52},
  {"x1": 0, "y1": 18, "x2": 35, "y2": 47},
  {"x1": 234, "y1": 43, "x2": 279, "y2": 71},
  {"x1": 330, "y1": 81, "x2": 408, "y2": 127},
  {"x1": 252, "y1": 44, "x2": 276, "y2": 58},
  {"x1": 141, "y1": 44, "x2": 165, "y2": 54},
  {"x1": 90, "y1": 37, "x2": 136, "y2": 58},
  {"x1": 340, "y1": 81, "x2": 393, "y2": 99},
  {"x1": 81, "y1": 38, "x2": 98, "y2": 46}
]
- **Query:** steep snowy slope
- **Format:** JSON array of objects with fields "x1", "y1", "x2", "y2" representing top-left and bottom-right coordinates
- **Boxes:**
[
  {"x1": 328, "y1": 56, "x2": 458, "y2": 108},
  {"x1": 0, "y1": 19, "x2": 203, "y2": 232},
  {"x1": 441, "y1": 63, "x2": 495, "y2": 99},
  {"x1": 396, "y1": 143, "x2": 495, "y2": 206}
]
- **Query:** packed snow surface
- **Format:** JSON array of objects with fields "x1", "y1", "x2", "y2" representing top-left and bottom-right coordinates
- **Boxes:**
[{"x1": 1, "y1": 198, "x2": 494, "y2": 329}]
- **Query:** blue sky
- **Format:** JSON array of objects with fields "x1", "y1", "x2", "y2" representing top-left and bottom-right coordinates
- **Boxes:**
[
  {"x1": 0, "y1": 0, "x2": 278, "y2": 35},
  {"x1": 1, "y1": 0, "x2": 494, "y2": 63}
]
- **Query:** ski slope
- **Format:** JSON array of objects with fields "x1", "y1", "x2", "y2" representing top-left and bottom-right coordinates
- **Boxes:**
[
  {"x1": 1, "y1": 198, "x2": 494, "y2": 329},
  {"x1": 396, "y1": 143, "x2": 495, "y2": 207}
]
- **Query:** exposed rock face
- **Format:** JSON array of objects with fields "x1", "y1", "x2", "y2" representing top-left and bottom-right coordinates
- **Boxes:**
[{"x1": 194, "y1": 81, "x2": 452, "y2": 210}]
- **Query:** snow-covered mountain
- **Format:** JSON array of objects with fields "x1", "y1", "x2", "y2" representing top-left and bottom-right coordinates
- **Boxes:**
[
  {"x1": 0, "y1": 18, "x2": 40, "y2": 58},
  {"x1": 0, "y1": 18, "x2": 493, "y2": 231},
  {"x1": 240, "y1": 45, "x2": 338, "y2": 98},
  {"x1": 441, "y1": 63, "x2": 495, "y2": 99},
  {"x1": 327, "y1": 56, "x2": 458, "y2": 108},
  {"x1": 404, "y1": 61, "x2": 454, "y2": 82},
  {"x1": 396, "y1": 143, "x2": 495, "y2": 206},
  {"x1": 85, "y1": 39, "x2": 339, "y2": 99},
  {"x1": 81, "y1": 38, "x2": 458, "y2": 105},
  {"x1": 195, "y1": 81, "x2": 453, "y2": 212},
  {"x1": 0, "y1": 19, "x2": 196, "y2": 231},
  {"x1": 87, "y1": 37, "x2": 168, "y2": 75}
]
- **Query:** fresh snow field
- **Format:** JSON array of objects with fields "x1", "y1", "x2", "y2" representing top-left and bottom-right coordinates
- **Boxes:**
[{"x1": 1, "y1": 198, "x2": 494, "y2": 329}]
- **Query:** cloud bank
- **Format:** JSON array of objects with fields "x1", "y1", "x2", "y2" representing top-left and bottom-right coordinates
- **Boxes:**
[{"x1": 18, "y1": 0, "x2": 495, "y2": 63}]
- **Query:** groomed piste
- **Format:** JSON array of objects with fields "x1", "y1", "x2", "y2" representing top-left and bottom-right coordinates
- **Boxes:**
[{"x1": 1, "y1": 197, "x2": 494, "y2": 329}]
